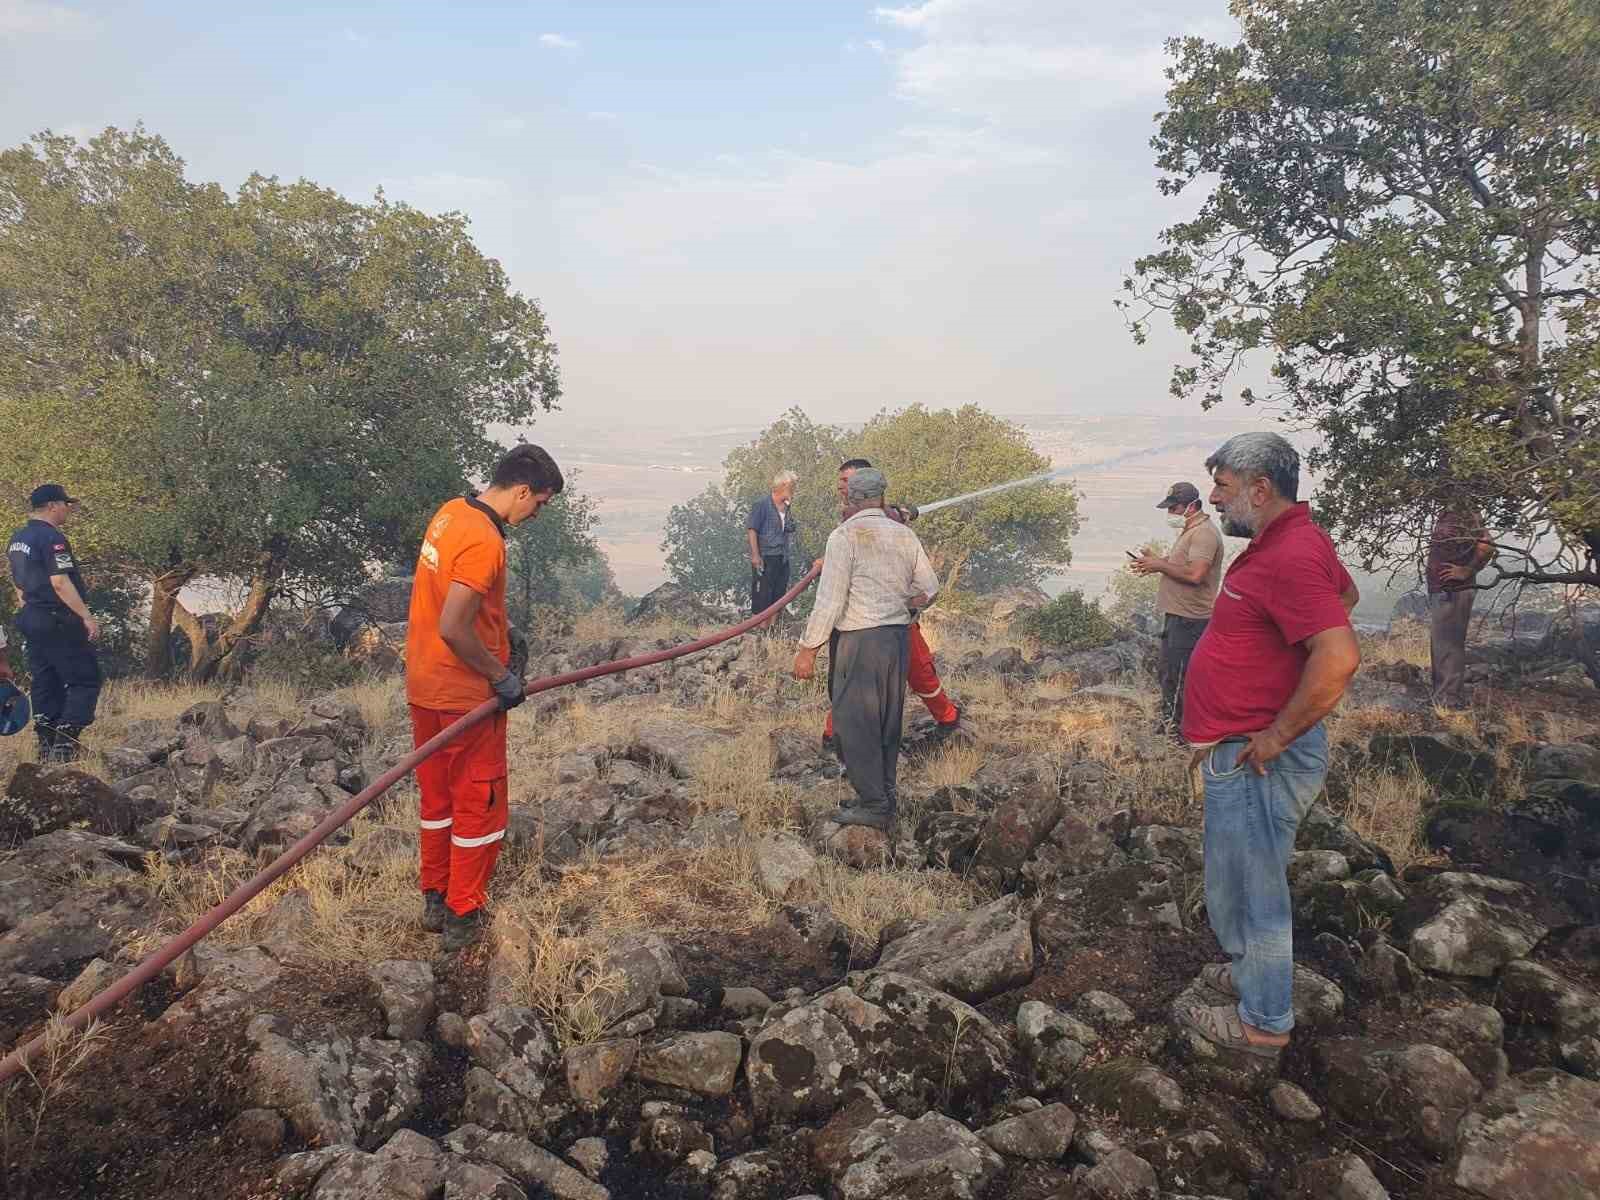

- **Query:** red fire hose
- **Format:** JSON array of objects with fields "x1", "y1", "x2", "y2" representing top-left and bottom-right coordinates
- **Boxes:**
[{"x1": 0, "y1": 565, "x2": 821, "y2": 1086}]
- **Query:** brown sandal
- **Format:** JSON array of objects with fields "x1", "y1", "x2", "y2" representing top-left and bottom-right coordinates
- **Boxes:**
[
  {"x1": 1177, "y1": 1003, "x2": 1285, "y2": 1058},
  {"x1": 1199, "y1": 963, "x2": 1239, "y2": 998}
]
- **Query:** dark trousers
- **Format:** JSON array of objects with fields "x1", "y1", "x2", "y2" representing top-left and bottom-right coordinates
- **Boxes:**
[
  {"x1": 829, "y1": 625, "x2": 909, "y2": 828},
  {"x1": 751, "y1": 555, "x2": 790, "y2": 617},
  {"x1": 1429, "y1": 590, "x2": 1474, "y2": 708},
  {"x1": 1159, "y1": 613, "x2": 1209, "y2": 732},
  {"x1": 15, "y1": 605, "x2": 102, "y2": 730}
]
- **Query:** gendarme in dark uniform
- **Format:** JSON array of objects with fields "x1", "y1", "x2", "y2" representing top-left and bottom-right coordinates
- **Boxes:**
[{"x1": 7, "y1": 484, "x2": 102, "y2": 760}]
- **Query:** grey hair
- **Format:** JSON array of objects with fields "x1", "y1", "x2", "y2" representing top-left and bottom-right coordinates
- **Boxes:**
[
  {"x1": 771, "y1": 470, "x2": 798, "y2": 489},
  {"x1": 1204, "y1": 432, "x2": 1300, "y2": 501}
]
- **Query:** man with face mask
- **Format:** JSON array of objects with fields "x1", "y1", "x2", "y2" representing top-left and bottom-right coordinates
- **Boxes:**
[
  {"x1": 1177, "y1": 433, "x2": 1360, "y2": 1065},
  {"x1": 1131, "y1": 481, "x2": 1223, "y2": 736}
]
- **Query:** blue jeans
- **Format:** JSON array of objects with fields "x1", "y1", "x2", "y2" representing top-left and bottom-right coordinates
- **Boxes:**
[{"x1": 1201, "y1": 723, "x2": 1329, "y2": 1034}]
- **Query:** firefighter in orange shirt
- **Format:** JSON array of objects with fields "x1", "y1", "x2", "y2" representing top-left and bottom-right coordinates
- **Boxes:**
[{"x1": 406, "y1": 445, "x2": 564, "y2": 951}]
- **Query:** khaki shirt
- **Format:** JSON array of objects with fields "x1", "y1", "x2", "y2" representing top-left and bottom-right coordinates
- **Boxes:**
[{"x1": 1157, "y1": 515, "x2": 1223, "y2": 620}]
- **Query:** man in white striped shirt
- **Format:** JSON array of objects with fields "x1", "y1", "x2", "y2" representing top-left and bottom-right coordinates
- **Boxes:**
[{"x1": 793, "y1": 468, "x2": 940, "y2": 832}]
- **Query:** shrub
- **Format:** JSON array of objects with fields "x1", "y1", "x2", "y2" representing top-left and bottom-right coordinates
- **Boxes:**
[{"x1": 1015, "y1": 589, "x2": 1118, "y2": 650}]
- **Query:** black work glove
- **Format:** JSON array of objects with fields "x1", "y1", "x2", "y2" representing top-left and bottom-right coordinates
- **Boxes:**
[
  {"x1": 892, "y1": 503, "x2": 919, "y2": 523},
  {"x1": 492, "y1": 670, "x2": 526, "y2": 711},
  {"x1": 508, "y1": 627, "x2": 529, "y2": 680}
]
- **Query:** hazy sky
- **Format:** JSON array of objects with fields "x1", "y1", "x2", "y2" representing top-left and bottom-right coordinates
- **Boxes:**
[{"x1": 1, "y1": 0, "x2": 1239, "y2": 428}]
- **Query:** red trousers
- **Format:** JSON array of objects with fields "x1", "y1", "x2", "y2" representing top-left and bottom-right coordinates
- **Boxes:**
[
  {"x1": 824, "y1": 622, "x2": 957, "y2": 737},
  {"x1": 411, "y1": 706, "x2": 509, "y2": 917}
]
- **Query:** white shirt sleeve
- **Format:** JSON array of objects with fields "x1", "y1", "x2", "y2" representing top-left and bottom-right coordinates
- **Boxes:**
[
  {"x1": 801, "y1": 528, "x2": 854, "y2": 649},
  {"x1": 910, "y1": 539, "x2": 940, "y2": 602}
]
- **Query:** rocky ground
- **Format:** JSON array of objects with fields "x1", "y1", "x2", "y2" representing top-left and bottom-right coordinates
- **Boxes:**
[{"x1": 0, "y1": 597, "x2": 1597, "y2": 1200}]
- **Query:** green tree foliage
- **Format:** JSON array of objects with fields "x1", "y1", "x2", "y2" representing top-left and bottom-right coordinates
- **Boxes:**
[
  {"x1": 1100, "y1": 542, "x2": 1168, "y2": 627},
  {"x1": 1123, "y1": 0, "x2": 1600, "y2": 591},
  {"x1": 1016, "y1": 589, "x2": 1118, "y2": 650},
  {"x1": 854, "y1": 404, "x2": 1079, "y2": 593},
  {"x1": 663, "y1": 403, "x2": 1077, "y2": 604},
  {"x1": 661, "y1": 484, "x2": 749, "y2": 606},
  {"x1": 0, "y1": 127, "x2": 561, "y2": 678},
  {"x1": 722, "y1": 406, "x2": 848, "y2": 568},
  {"x1": 505, "y1": 477, "x2": 610, "y2": 627}
]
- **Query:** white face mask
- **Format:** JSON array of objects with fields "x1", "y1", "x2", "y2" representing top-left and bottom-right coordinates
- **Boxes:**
[{"x1": 1167, "y1": 515, "x2": 1187, "y2": 529}]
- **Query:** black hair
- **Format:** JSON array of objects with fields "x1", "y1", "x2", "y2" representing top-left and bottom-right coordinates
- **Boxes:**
[
  {"x1": 492, "y1": 444, "x2": 565, "y2": 495},
  {"x1": 839, "y1": 457, "x2": 872, "y2": 471}
]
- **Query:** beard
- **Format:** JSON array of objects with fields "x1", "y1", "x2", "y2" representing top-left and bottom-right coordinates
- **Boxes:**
[{"x1": 1219, "y1": 496, "x2": 1258, "y2": 538}]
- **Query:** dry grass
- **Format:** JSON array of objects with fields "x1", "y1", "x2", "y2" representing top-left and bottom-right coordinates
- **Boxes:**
[
  {"x1": 1334, "y1": 767, "x2": 1438, "y2": 874},
  {"x1": 1360, "y1": 621, "x2": 1430, "y2": 670},
  {"x1": 26, "y1": 613, "x2": 1599, "y2": 1051}
]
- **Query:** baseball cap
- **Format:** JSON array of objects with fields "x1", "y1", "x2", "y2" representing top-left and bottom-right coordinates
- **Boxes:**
[
  {"x1": 29, "y1": 483, "x2": 78, "y2": 508},
  {"x1": 845, "y1": 468, "x2": 888, "y2": 504},
  {"x1": 1156, "y1": 481, "x2": 1200, "y2": 510}
]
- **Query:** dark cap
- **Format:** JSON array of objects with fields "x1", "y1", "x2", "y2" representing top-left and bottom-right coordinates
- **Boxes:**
[
  {"x1": 29, "y1": 483, "x2": 78, "y2": 508},
  {"x1": 1156, "y1": 481, "x2": 1200, "y2": 510}
]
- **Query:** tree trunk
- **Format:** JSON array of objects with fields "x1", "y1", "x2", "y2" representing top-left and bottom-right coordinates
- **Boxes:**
[
  {"x1": 171, "y1": 598, "x2": 211, "y2": 673},
  {"x1": 144, "y1": 569, "x2": 195, "y2": 678},
  {"x1": 190, "y1": 552, "x2": 284, "y2": 683}
]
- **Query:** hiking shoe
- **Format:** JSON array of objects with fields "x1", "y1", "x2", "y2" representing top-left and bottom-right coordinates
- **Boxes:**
[
  {"x1": 421, "y1": 890, "x2": 448, "y2": 933},
  {"x1": 49, "y1": 724, "x2": 84, "y2": 763},
  {"x1": 441, "y1": 907, "x2": 489, "y2": 953}
]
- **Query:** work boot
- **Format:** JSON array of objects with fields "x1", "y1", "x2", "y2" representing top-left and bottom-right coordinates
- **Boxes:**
[
  {"x1": 421, "y1": 890, "x2": 448, "y2": 933},
  {"x1": 831, "y1": 804, "x2": 894, "y2": 832},
  {"x1": 50, "y1": 724, "x2": 84, "y2": 763},
  {"x1": 33, "y1": 722, "x2": 56, "y2": 762},
  {"x1": 441, "y1": 907, "x2": 489, "y2": 953}
]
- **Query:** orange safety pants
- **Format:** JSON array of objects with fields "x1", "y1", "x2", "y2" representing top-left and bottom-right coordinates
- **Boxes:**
[
  {"x1": 824, "y1": 621, "x2": 957, "y2": 738},
  {"x1": 411, "y1": 705, "x2": 509, "y2": 917}
]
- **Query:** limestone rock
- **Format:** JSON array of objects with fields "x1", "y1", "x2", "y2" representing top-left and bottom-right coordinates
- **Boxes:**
[
  {"x1": 591, "y1": 932, "x2": 687, "y2": 1029},
  {"x1": 1071, "y1": 1059, "x2": 1187, "y2": 1130},
  {"x1": 2, "y1": 762, "x2": 160, "y2": 841},
  {"x1": 1270, "y1": 1081, "x2": 1323, "y2": 1122},
  {"x1": 161, "y1": 943, "x2": 283, "y2": 1023},
  {"x1": 564, "y1": 1039, "x2": 639, "y2": 1110},
  {"x1": 634, "y1": 1032, "x2": 743, "y2": 1097},
  {"x1": 1295, "y1": 1152, "x2": 1389, "y2": 1200},
  {"x1": 1403, "y1": 874, "x2": 1549, "y2": 977},
  {"x1": 875, "y1": 895, "x2": 1035, "y2": 1003},
  {"x1": 0, "y1": 881, "x2": 163, "y2": 977},
  {"x1": 464, "y1": 1006, "x2": 559, "y2": 1124},
  {"x1": 369, "y1": 960, "x2": 437, "y2": 1042},
  {"x1": 1126, "y1": 825, "x2": 1204, "y2": 872},
  {"x1": 746, "y1": 999, "x2": 863, "y2": 1122},
  {"x1": 1453, "y1": 1069, "x2": 1600, "y2": 1200},
  {"x1": 1073, "y1": 990, "x2": 1136, "y2": 1031},
  {"x1": 627, "y1": 720, "x2": 733, "y2": 778},
  {"x1": 1316, "y1": 1038, "x2": 1480, "y2": 1155},
  {"x1": 818, "y1": 822, "x2": 892, "y2": 869},
  {"x1": 814, "y1": 1095, "x2": 1005, "y2": 1200},
  {"x1": 311, "y1": 1130, "x2": 448, "y2": 1200},
  {"x1": 979, "y1": 1102, "x2": 1077, "y2": 1160},
  {"x1": 753, "y1": 834, "x2": 818, "y2": 900},
  {"x1": 1017, "y1": 1000, "x2": 1094, "y2": 1091},
  {"x1": 245, "y1": 1014, "x2": 432, "y2": 1149},
  {"x1": 1080, "y1": 1147, "x2": 1158, "y2": 1198},
  {"x1": 55, "y1": 956, "x2": 121, "y2": 1013},
  {"x1": 442, "y1": 1125, "x2": 610, "y2": 1200}
]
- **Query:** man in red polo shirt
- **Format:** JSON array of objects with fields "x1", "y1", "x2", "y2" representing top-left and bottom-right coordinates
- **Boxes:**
[{"x1": 1177, "y1": 432, "x2": 1360, "y2": 1062}]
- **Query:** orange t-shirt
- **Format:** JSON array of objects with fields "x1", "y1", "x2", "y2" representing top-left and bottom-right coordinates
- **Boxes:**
[{"x1": 405, "y1": 497, "x2": 509, "y2": 712}]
